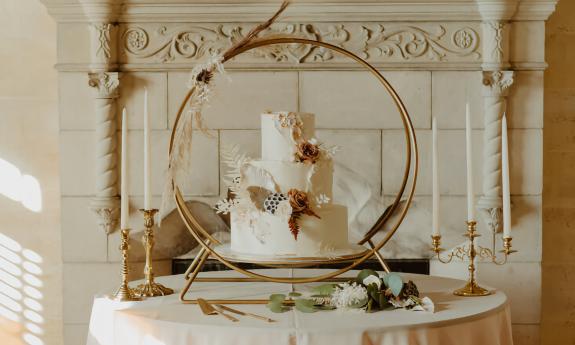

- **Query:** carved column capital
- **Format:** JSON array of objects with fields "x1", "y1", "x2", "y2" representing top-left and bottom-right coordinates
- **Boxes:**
[
  {"x1": 88, "y1": 72, "x2": 120, "y2": 99},
  {"x1": 482, "y1": 70, "x2": 514, "y2": 96}
]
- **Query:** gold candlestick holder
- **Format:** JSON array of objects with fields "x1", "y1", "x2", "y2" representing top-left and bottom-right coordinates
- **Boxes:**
[
  {"x1": 134, "y1": 209, "x2": 174, "y2": 297},
  {"x1": 110, "y1": 229, "x2": 141, "y2": 301},
  {"x1": 431, "y1": 220, "x2": 517, "y2": 297}
]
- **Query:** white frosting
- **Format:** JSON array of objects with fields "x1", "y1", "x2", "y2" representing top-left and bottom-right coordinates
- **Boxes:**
[
  {"x1": 249, "y1": 159, "x2": 333, "y2": 200},
  {"x1": 230, "y1": 204, "x2": 349, "y2": 256},
  {"x1": 261, "y1": 112, "x2": 315, "y2": 161}
]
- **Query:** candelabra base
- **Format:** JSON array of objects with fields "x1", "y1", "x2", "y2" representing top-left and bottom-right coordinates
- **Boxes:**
[
  {"x1": 110, "y1": 284, "x2": 142, "y2": 302},
  {"x1": 453, "y1": 281, "x2": 492, "y2": 297},
  {"x1": 134, "y1": 281, "x2": 174, "y2": 297}
]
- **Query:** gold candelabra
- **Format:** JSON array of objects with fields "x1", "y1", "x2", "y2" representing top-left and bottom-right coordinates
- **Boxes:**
[
  {"x1": 134, "y1": 209, "x2": 174, "y2": 297},
  {"x1": 110, "y1": 229, "x2": 141, "y2": 301},
  {"x1": 431, "y1": 220, "x2": 517, "y2": 297}
]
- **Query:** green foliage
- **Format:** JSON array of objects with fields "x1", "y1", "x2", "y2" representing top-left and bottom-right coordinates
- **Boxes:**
[
  {"x1": 266, "y1": 294, "x2": 289, "y2": 313},
  {"x1": 288, "y1": 292, "x2": 302, "y2": 297},
  {"x1": 356, "y1": 269, "x2": 378, "y2": 284},
  {"x1": 294, "y1": 299, "x2": 317, "y2": 313},
  {"x1": 387, "y1": 274, "x2": 404, "y2": 297},
  {"x1": 311, "y1": 283, "x2": 337, "y2": 296}
]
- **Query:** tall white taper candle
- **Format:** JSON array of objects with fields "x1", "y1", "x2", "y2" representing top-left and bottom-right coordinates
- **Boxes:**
[
  {"x1": 466, "y1": 103, "x2": 475, "y2": 222},
  {"x1": 121, "y1": 107, "x2": 130, "y2": 229},
  {"x1": 143, "y1": 88, "x2": 151, "y2": 210},
  {"x1": 501, "y1": 114, "x2": 511, "y2": 238},
  {"x1": 432, "y1": 117, "x2": 440, "y2": 236}
]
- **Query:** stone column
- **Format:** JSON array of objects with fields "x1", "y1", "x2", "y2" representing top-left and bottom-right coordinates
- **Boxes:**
[
  {"x1": 477, "y1": 14, "x2": 515, "y2": 233},
  {"x1": 89, "y1": 72, "x2": 120, "y2": 234},
  {"x1": 88, "y1": 21, "x2": 121, "y2": 234},
  {"x1": 477, "y1": 70, "x2": 514, "y2": 231}
]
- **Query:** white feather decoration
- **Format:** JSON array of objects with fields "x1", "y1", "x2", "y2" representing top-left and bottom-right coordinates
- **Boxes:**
[{"x1": 240, "y1": 163, "x2": 279, "y2": 192}]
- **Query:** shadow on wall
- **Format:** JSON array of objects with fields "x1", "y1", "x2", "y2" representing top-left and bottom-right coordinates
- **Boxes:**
[
  {"x1": 0, "y1": 157, "x2": 45, "y2": 345},
  {"x1": 0, "y1": 233, "x2": 45, "y2": 345}
]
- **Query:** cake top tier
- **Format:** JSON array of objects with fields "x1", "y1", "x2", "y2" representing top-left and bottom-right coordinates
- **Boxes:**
[{"x1": 261, "y1": 111, "x2": 315, "y2": 161}]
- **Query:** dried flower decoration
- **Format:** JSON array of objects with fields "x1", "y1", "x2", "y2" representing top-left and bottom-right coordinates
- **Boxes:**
[
  {"x1": 161, "y1": 1, "x2": 290, "y2": 221},
  {"x1": 287, "y1": 189, "x2": 320, "y2": 240},
  {"x1": 195, "y1": 69, "x2": 214, "y2": 84},
  {"x1": 295, "y1": 141, "x2": 321, "y2": 164}
]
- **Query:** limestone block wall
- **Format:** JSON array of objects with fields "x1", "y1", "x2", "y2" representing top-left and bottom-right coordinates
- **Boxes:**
[{"x1": 38, "y1": 1, "x2": 557, "y2": 344}]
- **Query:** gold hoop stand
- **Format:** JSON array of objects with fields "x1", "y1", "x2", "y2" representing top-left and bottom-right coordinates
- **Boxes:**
[{"x1": 170, "y1": 37, "x2": 419, "y2": 305}]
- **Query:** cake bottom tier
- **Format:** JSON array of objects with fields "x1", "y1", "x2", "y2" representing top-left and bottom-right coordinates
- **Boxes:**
[{"x1": 230, "y1": 204, "x2": 349, "y2": 257}]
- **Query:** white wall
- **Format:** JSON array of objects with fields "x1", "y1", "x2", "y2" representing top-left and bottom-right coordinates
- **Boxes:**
[{"x1": 0, "y1": 0, "x2": 62, "y2": 344}]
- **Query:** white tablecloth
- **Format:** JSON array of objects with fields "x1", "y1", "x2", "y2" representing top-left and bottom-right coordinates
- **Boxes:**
[{"x1": 87, "y1": 269, "x2": 513, "y2": 345}]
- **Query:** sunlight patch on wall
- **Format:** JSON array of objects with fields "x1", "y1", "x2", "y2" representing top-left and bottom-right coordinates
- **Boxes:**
[
  {"x1": 0, "y1": 233, "x2": 45, "y2": 345},
  {"x1": 0, "y1": 158, "x2": 42, "y2": 212}
]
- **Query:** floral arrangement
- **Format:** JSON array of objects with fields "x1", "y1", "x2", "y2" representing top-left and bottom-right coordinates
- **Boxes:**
[
  {"x1": 287, "y1": 189, "x2": 320, "y2": 240},
  {"x1": 266, "y1": 269, "x2": 434, "y2": 313}
]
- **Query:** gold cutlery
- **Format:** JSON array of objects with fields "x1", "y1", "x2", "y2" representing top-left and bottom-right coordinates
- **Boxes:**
[
  {"x1": 197, "y1": 298, "x2": 239, "y2": 322},
  {"x1": 216, "y1": 304, "x2": 276, "y2": 323}
]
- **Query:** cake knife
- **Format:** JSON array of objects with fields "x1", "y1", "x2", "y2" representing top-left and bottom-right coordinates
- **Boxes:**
[
  {"x1": 197, "y1": 298, "x2": 239, "y2": 322},
  {"x1": 216, "y1": 304, "x2": 276, "y2": 323}
]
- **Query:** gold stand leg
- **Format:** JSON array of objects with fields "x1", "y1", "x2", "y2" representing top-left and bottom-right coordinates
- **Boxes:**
[
  {"x1": 110, "y1": 229, "x2": 141, "y2": 301},
  {"x1": 453, "y1": 221, "x2": 491, "y2": 297},
  {"x1": 368, "y1": 239, "x2": 391, "y2": 273},
  {"x1": 134, "y1": 209, "x2": 174, "y2": 297}
]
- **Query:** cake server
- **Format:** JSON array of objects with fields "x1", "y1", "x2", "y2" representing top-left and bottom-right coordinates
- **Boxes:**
[
  {"x1": 216, "y1": 304, "x2": 276, "y2": 323},
  {"x1": 197, "y1": 298, "x2": 239, "y2": 322}
]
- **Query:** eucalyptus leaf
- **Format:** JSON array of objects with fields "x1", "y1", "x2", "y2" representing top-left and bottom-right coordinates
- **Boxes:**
[
  {"x1": 388, "y1": 274, "x2": 404, "y2": 297},
  {"x1": 266, "y1": 301, "x2": 289, "y2": 313},
  {"x1": 269, "y1": 294, "x2": 287, "y2": 304},
  {"x1": 311, "y1": 283, "x2": 337, "y2": 296},
  {"x1": 289, "y1": 292, "x2": 302, "y2": 297},
  {"x1": 295, "y1": 299, "x2": 317, "y2": 313},
  {"x1": 381, "y1": 272, "x2": 390, "y2": 287},
  {"x1": 356, "y1": 269, "x2": 378, "y2": 284}
]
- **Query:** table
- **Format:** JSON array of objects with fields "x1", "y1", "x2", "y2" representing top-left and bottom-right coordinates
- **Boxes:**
[{"x1": 87, "y1": 269, "x2": 513, "y2": 345}]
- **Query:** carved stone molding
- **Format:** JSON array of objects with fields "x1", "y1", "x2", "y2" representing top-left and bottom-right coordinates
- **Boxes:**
[
  {"x1": 119, "y1": 22, "x2": 481, "y2": 65},
  {"x1": 88, "y1": 72, "x2": 121, "y2": 234},
  {"x1": 481, "y1": 21, "x2": 511, "y2": 70},
  {"x1": 478, "y1": 70, "x2": 514, "y2": 234},
  {"x1": 90, "y1": 22, "x2": 118, "y2": 70}
]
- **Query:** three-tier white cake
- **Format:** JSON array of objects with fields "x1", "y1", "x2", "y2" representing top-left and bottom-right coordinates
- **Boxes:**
[{"x1": 216, "y1": 111, "x2": 350, "y2": 257}]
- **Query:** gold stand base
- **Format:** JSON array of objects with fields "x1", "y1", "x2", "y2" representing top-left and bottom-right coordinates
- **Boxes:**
[
  {"x1": 135, "y1": 281, "x2": 174, "y2": 297},
  {"x1": 453, "y1": 282, "x2": 492, "y2": 297},
  {"x1": 110, "y1": 284, "x2": 142, "y2": 302}
]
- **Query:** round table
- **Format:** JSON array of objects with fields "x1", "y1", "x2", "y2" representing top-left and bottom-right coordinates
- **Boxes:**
[{"x1": 86, "y1": 269, "x2": 513, "y2": 345}]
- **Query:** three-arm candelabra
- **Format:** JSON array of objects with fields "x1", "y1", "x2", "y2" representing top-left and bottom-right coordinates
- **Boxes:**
[{"x1": 431, "y1": 220, "x2": 517, "y2": 297}]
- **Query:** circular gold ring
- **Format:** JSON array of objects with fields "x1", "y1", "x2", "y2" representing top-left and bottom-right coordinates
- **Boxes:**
[{"x1": 170, "y1": 37, "x2": 418, "y2": 284}]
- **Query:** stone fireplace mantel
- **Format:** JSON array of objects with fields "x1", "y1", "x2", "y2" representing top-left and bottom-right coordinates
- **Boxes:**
[{"x1": 45, "y1": 2, "x2": 555, "y2": 340}]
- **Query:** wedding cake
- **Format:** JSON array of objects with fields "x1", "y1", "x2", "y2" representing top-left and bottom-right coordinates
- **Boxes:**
[{"x1": 216, "y1": 111, "x2": 350, "y2": 257}]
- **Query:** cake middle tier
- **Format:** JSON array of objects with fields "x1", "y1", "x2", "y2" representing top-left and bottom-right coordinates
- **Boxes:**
[{"x1": 248, "y1": 159, "x2": 333, "y2": 200}]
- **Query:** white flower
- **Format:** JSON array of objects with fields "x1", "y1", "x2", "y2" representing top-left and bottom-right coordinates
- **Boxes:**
[
  {"x1": 390, "y1": 298, "x2": 415, "y2": 309},
  {"x1": 330, "y1": 282, "x2": 368, "y2": 309},
  {"x1": 362, "y1": 275, "x2": 382, "y2": 289},
  {"x1": 412, "y1": 297, "x2": 435, "y2": 313}
]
